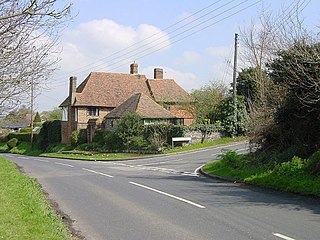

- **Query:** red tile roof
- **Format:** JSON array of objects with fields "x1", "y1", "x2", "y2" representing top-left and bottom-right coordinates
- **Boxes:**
[
  {"x1": 147, "y1": 79, "x2": 195, "y2": 103},
  {"x1": 60, "y1": 71, "x2": 194, "y2": 107},
  {"x1": 105, "y1": 93, "x2": 175, "y2": 119}
]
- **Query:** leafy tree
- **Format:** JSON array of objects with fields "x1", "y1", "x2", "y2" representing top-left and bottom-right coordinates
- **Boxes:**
[
  {"x1": 263, "y1": 42, "x2": 320, "y2": 157},
  {"x1": 191, "y1": 82, "x2": 228, "y2": 123},
  {"x1": 236, "y1": 67, "x2": 269, "y2": 109},
  {"x1": 218, "y1": 96, "x2": 247, "y2": 136},
  {"x1": 115, "y1": 112, "x2": 144, "y2": 149},
  {"x1": 41, "y1": 108, "x2": 62, "y2": 121},
  {"x1": 33, "y1": 112, "x2": 41, "y2": 124}
]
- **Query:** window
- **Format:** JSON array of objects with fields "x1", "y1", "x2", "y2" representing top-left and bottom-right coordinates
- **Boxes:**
[
  {"x1": 177, "y1": 118, "x2": 184, "y2": 125},
  {"x1": 61, "y1": 107, "x2": 68, "y2": 121},
  {"x1": 87, "y1": 107, "x2": 99, "y2": 116}
]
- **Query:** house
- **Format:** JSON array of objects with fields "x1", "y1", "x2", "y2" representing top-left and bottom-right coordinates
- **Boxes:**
[
  {"x1": 59, "y1": 63, "x2": 195, "y2": 144},
  {"x1": 104, "y1": 92, "x2": 176, "y2": 130}
]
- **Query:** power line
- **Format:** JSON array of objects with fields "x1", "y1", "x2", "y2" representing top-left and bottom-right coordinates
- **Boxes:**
[{"x1": 50, "y1": 0, "x2": 260, "y2": 88}]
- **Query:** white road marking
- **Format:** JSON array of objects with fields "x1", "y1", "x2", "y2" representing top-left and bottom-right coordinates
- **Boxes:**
[
  {"x1": 55, "y1": 162, "x2": 74, "y2": 168},
  {"x1": 129, "y1": 181, "x2": 205, "y2": 209},
  {"x1": 82, "y1": 168, "x2": 114, "y2": 178},
  {"x1": 194, "y1": 165, "x2": 204, "y2": 175},
  {"x1": 17, "y1": 156, "x2": 29, "y2": 159},
  {"x1": 272, "y1": 233, "x2": 296, "y2": 240},
  {"x1": 141, "y1": 158, "x2": 184, "y2": 166},
  {"x1": 34, "y1": 159, "x2": 49, "y2": 163}
]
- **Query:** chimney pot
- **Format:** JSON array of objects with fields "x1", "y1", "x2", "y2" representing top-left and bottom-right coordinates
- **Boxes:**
[
  {"x1": 154, "y1": 68, "x2": 163, "y2": 79},
  {"x1": 130, "y1": 63, "x2": 138, "y2": 74}
]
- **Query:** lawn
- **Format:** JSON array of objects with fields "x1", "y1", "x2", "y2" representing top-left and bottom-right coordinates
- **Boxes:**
[{"x1": 0, "y1": 156, "x2": 71, "y2": 239}]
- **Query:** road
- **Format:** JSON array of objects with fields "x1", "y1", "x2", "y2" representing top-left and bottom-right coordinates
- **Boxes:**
[{"x1": 3, "y1": 141, "x2": 320, "y2": 240}]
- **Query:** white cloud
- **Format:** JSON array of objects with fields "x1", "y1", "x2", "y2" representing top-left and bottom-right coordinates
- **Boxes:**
[
  {"x1": 59, "y1": 19, "x2": 171, "y2": 72},
  {"x1": 174, "y1": 50, "x2": 201, "y2": 66},
  {"x1": 142, "y1": 66, "x2": 199, "y2": 91},
  {"x1": 206, "y1": 46, "x2": 231, "y2": 58}
]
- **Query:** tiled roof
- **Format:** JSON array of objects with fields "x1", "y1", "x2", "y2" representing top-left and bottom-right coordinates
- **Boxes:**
[
  {"x1": 59, "y1": 71, "x2": 195, "y2": 107},
  {"x1": 147, "y1": 79, "x2": 195, "y2": 103},
  {"x1": 105, "y1": 93, "x2": 175, "y2": 119},
  {"x1": 60, "y1": 72, "x2": 151, "y2": 107}
]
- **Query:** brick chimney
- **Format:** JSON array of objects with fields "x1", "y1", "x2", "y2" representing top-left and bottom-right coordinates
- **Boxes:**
[
  {"x1": 130, "y1": 62, "x2": 138, "y2": 74},
  {"x1": 154, "y1": 68, "x2": 163, "y2": 79},
  {"x1": 69, "y1": 76, "x2": 77, "y2": 105}
]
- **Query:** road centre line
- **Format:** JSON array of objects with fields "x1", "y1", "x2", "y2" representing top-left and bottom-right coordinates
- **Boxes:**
[
  {"x1": 129, "y1": 181, "x2": 205, "y2": 209},
  {"x1": 140, "y1": 158, "x2": 184, "y2": 166},
  {"x1": 272, "y1": 232, "x2": 296, "y2": 240},
  {"x1": 34, "y1": 158, "x2": 49, "y2": 163},
  {"x1": 82, "y1": 168, "x2": 114, "y2": 178},
  {"x1": 55, "y1": 162, "x2": 74, "y2": 168}
]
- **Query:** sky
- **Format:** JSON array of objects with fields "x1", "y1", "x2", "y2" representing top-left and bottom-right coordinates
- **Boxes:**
[{"x1": 35, "y1": 0, "x2": 319, "y2": 112}]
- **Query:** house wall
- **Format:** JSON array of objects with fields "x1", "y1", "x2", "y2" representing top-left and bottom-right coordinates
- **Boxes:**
[{"x1": 76, "y1": 107, "x2": 114, "y2": 129}]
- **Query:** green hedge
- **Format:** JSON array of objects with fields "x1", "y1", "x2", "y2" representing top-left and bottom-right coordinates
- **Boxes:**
[
  {"x1": 8, "y1": 132, "x2": 38, "y2": 143},
  {"x1": 36, "y1": 120, "x2": 61, "y2": 150}
]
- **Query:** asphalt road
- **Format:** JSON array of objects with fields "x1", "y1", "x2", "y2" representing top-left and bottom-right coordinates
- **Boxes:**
[{"x1": 3, "y1": 141, "x2": 320, "y2": 240}]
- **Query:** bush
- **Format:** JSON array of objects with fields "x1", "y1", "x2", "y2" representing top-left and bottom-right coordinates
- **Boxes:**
[
  {"x1": 104, "y1": 131, "x2": 123, "y2": 151},
  {"x1": 20, "y1": 128, "x2": 32, "y2": 133},
  {"x1": 8, "y1": 132, "x2": 38, "y2": 143},
  {"x1": 71, "y1": 129, "x2": 87, "y2": 147},
  {"x1": 220, "y1": 150, "x2": 248, "y2": 169},
  {"x1": 272, "y1": 156, "x2": 306, "y2": 177},
  {"x1": 7, "y1": 138, "x2": 18, "y2": 149},
  {"x1": 92, "y1": 129, "x2": 104, "y2": 145},
  {"x1": 306, "y1": 151, "x2": 320, "y2": 176},
  {"x1": 75, "y1": 143, "x2": 101, "y2": 151},
  {"x1": 36, "y1": 120, "x2": 61, "y2": 150}
]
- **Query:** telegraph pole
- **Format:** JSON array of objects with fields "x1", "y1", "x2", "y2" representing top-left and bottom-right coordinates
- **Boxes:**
[
  {"x1": 30, "y1": 78, "x2": 34, "y2": 147},
  {"x1": 232, "y1": 33, "x2": 238, "y2": 136}
]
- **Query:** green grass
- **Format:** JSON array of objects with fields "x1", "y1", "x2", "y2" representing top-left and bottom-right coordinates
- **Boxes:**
[
  {"x1": 164, "y1": 136, "x2": 246, "y2": 154},
  {"x1": 41, "y1": 151, "x2": 149, "y2": 161},
  {"x1": 203, "y1": 152, "x2": 320, "y2": 197},
  {"x1": 0, "y1": 157, "x2": 71, "y2": 239}
]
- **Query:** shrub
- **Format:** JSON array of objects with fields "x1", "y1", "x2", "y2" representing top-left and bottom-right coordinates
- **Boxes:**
[
  {"x1": 306, "y1": 151, "x2": 320, "y2": 176},
  {"x1": 36, "y1": 120, "x2": 61, "y2": 150},
  {"x1": 71, "y1": 129, "x2": 87, "y2": 147},
  {"x1": 115, "y1": 112, "x2": 144, "y2": 149},
  {"x1": 92, "y1": 129, "x2": 104, "y2": 145},
  {"x1": 20, "y1": 128, "x2": 32, "y2": 133},
  {"x1": 8, "y1": 132, "x2": 38, "y2": 143},
  {"x1": 272, "y1": 156, "x2": 306, "y2": 177},
  {"x1": 220, "y1": 150, "x2": 248, "y2": 169},
  {"x1": 7, "y1": 138, "x2": 18, "y2": 149},
  {"x1": 75, "y1": 143, "x2": 101, "y2": 151},
  {"x1": 104, "y1": 131, "x2": 123, "y2": 151}
]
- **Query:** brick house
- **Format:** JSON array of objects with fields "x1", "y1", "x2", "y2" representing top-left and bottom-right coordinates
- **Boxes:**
[{"x1": 59, "y1": 63, "x2": 195, "y2": 144}]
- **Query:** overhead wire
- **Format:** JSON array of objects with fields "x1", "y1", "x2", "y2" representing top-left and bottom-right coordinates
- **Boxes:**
[{"x1": 50, "y1": 0, "x2": 261, "y2": 88}]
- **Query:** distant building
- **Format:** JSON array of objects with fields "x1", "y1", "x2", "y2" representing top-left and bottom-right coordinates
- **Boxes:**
[{"x1": 59, "y1": 63, "x2": 195, "y2": 144}]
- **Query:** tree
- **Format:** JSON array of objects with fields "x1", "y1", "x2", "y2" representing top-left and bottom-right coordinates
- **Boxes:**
[
  {"x1": 264, "y1": 42, "x2": 320, "y2": 156},
  {"x1": 115, "y1": 112, "x2": 144, "y2": 150},
  {"x1": 191, "y1": 82, "x2": 228, "y2": 123},
  {"x1": 41, "y1": 107, "x2": 62, "y2": 121},
  {"x1": 0, "y1": 1, "x2": 72, "y2": 114},
  {"x1": 33, "y1": 112, "x2": 41, "y2": 124},
  {"x1": 218, "y1": 96, "x2": 247, "y2": 136}
]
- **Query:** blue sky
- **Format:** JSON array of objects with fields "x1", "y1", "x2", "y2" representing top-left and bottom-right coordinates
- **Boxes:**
[{"x1": 37, "y1": 0, "x2": 319, "y2": 111}]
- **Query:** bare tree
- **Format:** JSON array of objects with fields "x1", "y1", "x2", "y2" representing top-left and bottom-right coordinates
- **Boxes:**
[{"x1": 0, "y1": 0, "x2": 72, "y2": 114}]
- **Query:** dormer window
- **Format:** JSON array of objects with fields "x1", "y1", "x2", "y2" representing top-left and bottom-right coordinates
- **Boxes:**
[{"x1": 87, "y1": 107, "x2": 99, "y2": 116}]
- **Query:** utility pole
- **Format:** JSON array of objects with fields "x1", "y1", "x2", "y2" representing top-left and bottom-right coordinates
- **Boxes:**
[
  {"x1": 30, "y1": 78, "x2": 34, "y2": 148},
  {"x1": 232, "y1": 33, "x2": 239, "y2": 136}
]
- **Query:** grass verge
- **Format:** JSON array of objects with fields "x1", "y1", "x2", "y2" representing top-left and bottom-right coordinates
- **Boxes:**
[
  {"x1": 41, "y1": 151, "x2": 149, "y2": 161},
  {"x1": 203, "y1": 151, "x2": 320, "y2": 197},
  {"x1": 0, "y1": 156, "x2": 71, "y2": 239},
  {"x1": 163, "y1": 136, "x2": 246, "y2": 154}
]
